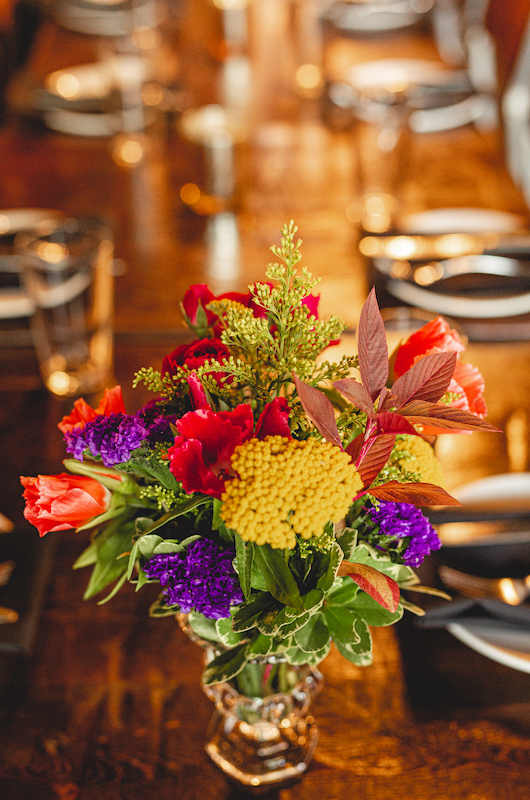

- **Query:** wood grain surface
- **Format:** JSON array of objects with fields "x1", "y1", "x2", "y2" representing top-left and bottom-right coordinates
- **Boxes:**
[{"x1": 2, "y1": 2, "x2": 530, "y2": 797}]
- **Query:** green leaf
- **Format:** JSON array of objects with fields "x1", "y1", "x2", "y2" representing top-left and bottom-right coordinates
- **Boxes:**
[
  {"x1": 316, "y1": 541, "x2": 343, "y2": 592},
  {"x1": 215, "y1": 617, "x2": 247, "y2": 647},
  {"x1": 246, "y1": 633, "x2": 275, "y2": 658},
  {"x1": 258, "y1": 607, "x2": 309, "y2": 637},
  {"x1": 336, "y1": 526, "x2": 358, "y2": 561},
  {"x1": 334, "y1": 619, "x2": 373, "y2": 665},
  {"x1": 216, "y1": 521, "x2": 235, "y2": 548},
  {"x1": 235, "y1": 534, "x2": 254, "y2": 599},
  {"x1": 254, "y1": 587, "x2": 324, "y2": 637},
  {"x1": 135, "y1": 517, "x2": 156, "y2": 535},
  {"x1": 138, "y1": 496, "x2": 210, "y2": 536},
  {"x1": 323, "y1": 605, "x2": 361, "y2": 647},
  {"x1": 285, "y1": 640, "x2": 331, "y2": 666},
  {"x1": 134, "y1": 564, "x2": 149, "y2": 591},
  {"x1": 347, "y1": 544, "x2": 416, "y2": 584},
  {"x1": 83, "y1": 522, "x2": 135, "y2": 600},
  {"x1": 231, "y1": 592, "x2": 280, "y2": 633},
  {"x1": 212, "y1": 498, "x2": 223, "y2": 530},
  {"x1": 293, "y1": 612, "x2": 330, "y2": 653},
  {"x1": 189, "y1": 612, "x2": 221, "y2": 642},
  {"x1": 154, "y1": 540, "x2": 188, "y2": 554},
  {"x1": 348, "y1": 588, "x2": 403, "y2": 627},
  {"x1": 115, "y1": 450, "x2": 179, "y2": 492},
  {"x1": 252, "y1": 545, "x2": 304, "y2": 611},
  {"x1": 202, "y1": 642, "x2": 249, "y2": 685},
  {"x1": 97, "y1": 571, "x2": 128, "y2": 605},
  {"x1": 137, "y1": 534, "x2": 164, "y2": 557},
  {"x1": 326, "y1": 577, "x2": 359, "y2": 607},
  {"x1": 73, "y1": 541, "x2": 98, "y2": 569}
]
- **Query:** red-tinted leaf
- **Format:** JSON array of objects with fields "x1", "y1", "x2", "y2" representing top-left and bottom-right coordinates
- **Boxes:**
[
  {"x1": 376, "y1": 411, "x2": 418, "y2": 436},
  {"x1": 392, "y1": 351, "x2": 457, "y2": 407},
  {"x1": 292, "y1": 373, "x2": 343, "y2": 449},
  {"x1": 345, "y1": 435, "x2": 364, "y2": 464},
  {"x1": 369, "y1": 480, "x2": 462, "y2": 506},
  {"x1": 337, "y1": 561, "x2": 399, "y2": 612},
  {"x1": 399, "y1": 399, "x2": 501, "y2": 432},
  {"x1": 334, "y1": 378, "x2": 374, "y2": 414},
  {"x1": 357, "y1": 288, "x2": 388, "y2": 401},
  {"x1": 357, "y1": 434, "x2": 396, "y2": 487}
]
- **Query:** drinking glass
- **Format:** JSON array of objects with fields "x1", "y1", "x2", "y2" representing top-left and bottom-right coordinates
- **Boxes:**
[{"x1": 16, "y1": 216, "x2": 114, "y2": 397}]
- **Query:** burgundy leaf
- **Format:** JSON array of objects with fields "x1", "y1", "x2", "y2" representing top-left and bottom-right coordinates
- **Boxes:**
[
  {"x1": 345, "y1": 435, "x2": 364, "y2": 464},
  {"x1": 376, "y1": 386, "x2": 391, "y2": 411},
  {"x1": 337, "y1": 562, "x2": 400, "y2": 612},
  {"x1": 376, "y1": 411, "x2": 418, "y2": 436},
  {"x1": 392, "y1": 351, "x2": 457, "y2": 407},
  {"x1": 292, "y1": 373, "x2": 343, "y2": 449},
  {"x1": 334, "y1": 378, "x2": 374, "y2": 414},
  {"x1": 399, "y1": 399, "x2": 501, "y2": 432},
  {"x1": 357, "y1": 288, "x2": 389, "y2": 401},
  {"x1": 356, "y1": 434, "x2": 396, "y2": 487},
  {"x1": 369, "y1": 480, "x2": 462, "y2": 506}
]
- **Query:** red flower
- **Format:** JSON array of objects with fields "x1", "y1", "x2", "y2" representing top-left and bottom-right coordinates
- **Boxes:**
[
  {"x1": 20, "y1": 473, "x2": 111, "y2": 536},
  {"x1": 451, "y1": 360, "x2": 487, "y2": 418},
  {"x1": 187, "y1": 372, "x2": 210, "y2": 410},
  {"x1": 162, "y1": 338, "x2": 230, "y2": 385},
  {"x1": 182, "y1": 284, "x2": 216, "y2": 331},
  {"x1": 253, "y1": 396, "x2": 291, "y2": 438},
  {"x1": 58, "y1": 386, "x2": 126, "y2": 435},
  {"x1": 393, "y1": 317, "x2": 465, "y2": 376},
  {"x1": 168, "y1": 398, "x2": 291, "y2": 499},
  {"x1": 394, "y1": 316, "x2": 487, "y2": 429}
]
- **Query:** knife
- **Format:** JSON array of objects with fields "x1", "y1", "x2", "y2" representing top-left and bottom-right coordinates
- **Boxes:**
[{"x1": 359, "y1": 232, "x2": 530, "y2": 261}]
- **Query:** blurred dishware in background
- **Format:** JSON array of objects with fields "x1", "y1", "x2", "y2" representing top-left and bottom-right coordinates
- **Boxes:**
[
  {"x1": 16, "y1": 215, "x2": 115, "y2": 397},
  {"x1": 366, "y1": 207, "x2": 530, "y2": 341}
]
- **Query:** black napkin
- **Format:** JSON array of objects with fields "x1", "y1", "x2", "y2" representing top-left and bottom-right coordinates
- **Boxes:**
[{"x1": 417, "y1": 597, "x2": 530, "y2": 631}]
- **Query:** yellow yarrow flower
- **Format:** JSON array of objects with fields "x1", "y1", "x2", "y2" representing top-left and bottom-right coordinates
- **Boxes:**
[
  {"x1": 220, "y1": 435, "x2": 363, "y2": 549},
  {"x1": 394, "y1": 435, "x2": 445, "y2": 487}
]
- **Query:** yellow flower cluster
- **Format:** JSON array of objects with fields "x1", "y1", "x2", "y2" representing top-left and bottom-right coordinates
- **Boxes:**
[
  {"x1": 220, "y1": 436, "x2": 363, "y2": 549},
  {"x1": 394, "y1": 435, "x2": 445, "y2": 487}
]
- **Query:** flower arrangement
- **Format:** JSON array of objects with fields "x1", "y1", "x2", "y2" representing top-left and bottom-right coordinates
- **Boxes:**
[{"x1": 21, "y1": 222, "x2": 496, "y2": 689}]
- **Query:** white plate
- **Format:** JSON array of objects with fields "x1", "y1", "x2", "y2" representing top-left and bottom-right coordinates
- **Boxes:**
[
  {"x1": 399, "y1": 207, "x2": 526, "y2": 234},
  {"x1": 446, "y1": 472, "x2": 530, "y2": 672}
]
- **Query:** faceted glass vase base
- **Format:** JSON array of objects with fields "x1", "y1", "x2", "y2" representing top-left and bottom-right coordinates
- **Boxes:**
[{"x1": 205, "y1": 709, "x2": 319, "y2": 790}]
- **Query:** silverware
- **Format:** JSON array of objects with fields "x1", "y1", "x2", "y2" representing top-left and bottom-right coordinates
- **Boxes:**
[{"x1": 438, "y1": 565, "x2": 530, "y2": 606}]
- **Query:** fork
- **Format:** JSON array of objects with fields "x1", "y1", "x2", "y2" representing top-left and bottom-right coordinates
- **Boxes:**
[{"x1": 438, "y1": 565, "x2": 530, "y2": 606}]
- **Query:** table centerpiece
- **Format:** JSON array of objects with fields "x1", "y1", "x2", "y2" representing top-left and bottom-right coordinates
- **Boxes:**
[{"x1": 20, "y1": 221, "x2": 495, "y2": 789}]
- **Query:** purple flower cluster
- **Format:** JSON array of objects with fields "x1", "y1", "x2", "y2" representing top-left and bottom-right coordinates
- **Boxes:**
[
  {"x1": 143, "y1": 539, "x2": 244, "y2": 619},
  {"x1": 368, "y1": 501, "x2": 441, "y2": 568},
  {"x1": 136, "y1": 403, "x2": 178, "y2": 447},
  {"x1": 65, "y1": 413, "x2": 148, "y2": 467}
]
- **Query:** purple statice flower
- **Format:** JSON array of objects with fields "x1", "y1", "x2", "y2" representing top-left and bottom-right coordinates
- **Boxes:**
[
  {"x1": 65, "y1": 412, "x2": 148, "y2": 467},
  {"x1": 136, "y1": 402, "x2": 178, "y2": 447},
  {"x1": 368, "y1": 501, "x2": 441, "y2": 568},
  {"x1": 143, "y1": 539, "x2": 244, "y2": 619}
]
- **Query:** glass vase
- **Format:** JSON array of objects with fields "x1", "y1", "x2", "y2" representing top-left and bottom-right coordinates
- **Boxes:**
[{"x1": 177, "y1": 614, "x2": 324, "y2": 790}]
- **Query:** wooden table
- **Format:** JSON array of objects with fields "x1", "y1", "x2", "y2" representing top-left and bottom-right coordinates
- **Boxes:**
[{"x1": 2, "y1": 2, "x2": 530, "y2": 798}]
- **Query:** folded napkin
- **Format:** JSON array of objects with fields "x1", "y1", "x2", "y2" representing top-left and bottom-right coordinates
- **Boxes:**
[{"x1": 417, "y1": 597, "x2": 530, "y2": 631}]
